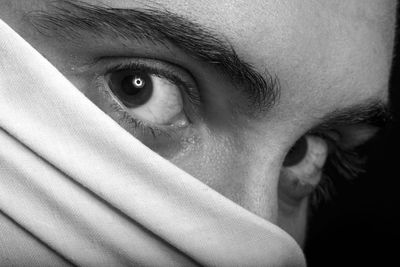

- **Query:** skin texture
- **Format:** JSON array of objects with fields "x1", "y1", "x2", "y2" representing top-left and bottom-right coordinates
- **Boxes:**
[{"x1": 0, "y1": 0, "x2": 396, "y2": 247}]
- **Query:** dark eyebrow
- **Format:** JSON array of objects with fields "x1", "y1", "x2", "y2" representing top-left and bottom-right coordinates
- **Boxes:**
[
  {"x1": 311, "y1": 100, "x2": 391, "y2": 132},
  {"x1": 26, "y1": 0, "x2": 280, "y2": 116}
]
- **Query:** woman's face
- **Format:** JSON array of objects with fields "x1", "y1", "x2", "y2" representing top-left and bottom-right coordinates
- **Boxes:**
[{"x1": 0, "y1": 0, "x2": 396, "y2": 245}]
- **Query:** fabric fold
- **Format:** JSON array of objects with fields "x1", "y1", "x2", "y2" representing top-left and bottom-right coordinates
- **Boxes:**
[{"x1": 0, "y1": 19, "x2": 305, "y2": 266}]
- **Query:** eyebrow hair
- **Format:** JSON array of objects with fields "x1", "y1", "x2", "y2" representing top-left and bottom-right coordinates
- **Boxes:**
[
  {"x1": 311, "y1": 99, "x2": 392, "y2": 132},
  {"x1": 25, "y1": 0, "x2": 280, "y2": 116}
]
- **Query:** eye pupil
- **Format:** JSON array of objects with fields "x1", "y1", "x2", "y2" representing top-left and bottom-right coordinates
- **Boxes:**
[
  {"x1": 121, "y1": 74, "x2": 148, "y2": 95},
  {"x1": 283, "y1": 136, "x2": 308, "y2": 167},
  {"x1": 109, "y1": 70, "x2": 153, "y2": 107},
  {"x1": 133, "y1": 77, "x2": 145, "y2": 88}
]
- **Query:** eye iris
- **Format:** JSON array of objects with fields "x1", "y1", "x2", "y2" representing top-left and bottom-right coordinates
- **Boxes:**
[
  {"x1": 109, "y1": 70, "x2": 153, "y2": 107},
  {"x1": 283, "y1": 136, "x2": 308, "y2": 167}
]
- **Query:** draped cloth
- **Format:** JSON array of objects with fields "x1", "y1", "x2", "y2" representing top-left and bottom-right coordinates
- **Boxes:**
[{"x1": 0, "y1": 19, "x2": 305, "y2": 266}]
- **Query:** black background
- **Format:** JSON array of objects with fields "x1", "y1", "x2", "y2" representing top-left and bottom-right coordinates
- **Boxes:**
[{"x1": 305, "y1": 6, "x2": 400, "y2": 267}]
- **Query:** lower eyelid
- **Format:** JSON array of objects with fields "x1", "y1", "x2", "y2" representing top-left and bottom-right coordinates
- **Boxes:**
[{"x1": 279, "y1": 167, "x2": 320, "y2": 203}]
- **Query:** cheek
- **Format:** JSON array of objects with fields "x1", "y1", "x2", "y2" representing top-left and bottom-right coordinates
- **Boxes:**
[
  {"x1": 169, "y1": 131, "x2": 239, "y2": 189},
  {"x1": 168, "y1": 130, "x2": 249, "y2": 206},
  {"x1": 168, "y1": 129, "x2": 281, "y2": 221}
]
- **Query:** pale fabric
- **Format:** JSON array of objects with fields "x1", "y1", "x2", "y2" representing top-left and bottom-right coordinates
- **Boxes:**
[{"x1": 0, "y1": 19, "x2": 306, "y2": 266}]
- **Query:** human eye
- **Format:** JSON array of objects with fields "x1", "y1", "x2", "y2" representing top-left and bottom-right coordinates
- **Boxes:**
[
  {"x1": 84, "y1": 57, "x2": 201, "y2": 154},
  {"x1": 279, "y1": 136, "x2": 329, "y2": 206},
  {"x1": 279, "y1": 127, "x2": 377, "y2": 207}
]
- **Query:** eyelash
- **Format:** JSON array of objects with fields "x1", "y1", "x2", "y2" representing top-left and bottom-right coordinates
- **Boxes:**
[
  {"x1": 94, "y1": 60, "x2": 200, "y2": 138},
  {"x1": 308, "y1": 130, "x2": 368, "y2": 208}
]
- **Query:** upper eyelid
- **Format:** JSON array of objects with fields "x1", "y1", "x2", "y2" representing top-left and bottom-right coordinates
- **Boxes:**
[
  {"x1": 337, "y1": 125, "x2": 380, "y2": 148},
  {"x1": 306, "y1": 100, "x2": 389, "y2": 144},
  {"x1": 72, "y1": 57, "x2": 195, "y2": 79},
  {"x1": 309, "y1": 123, "x2": 380, "y2": 153},
  {"x1": 99, "y1": 57, "x2": 199, "y2": 97}
]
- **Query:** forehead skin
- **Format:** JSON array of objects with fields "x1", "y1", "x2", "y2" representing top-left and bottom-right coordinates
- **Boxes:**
[{"x1": 0, "y1": 0, "x2": 396, "y2": 245}]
